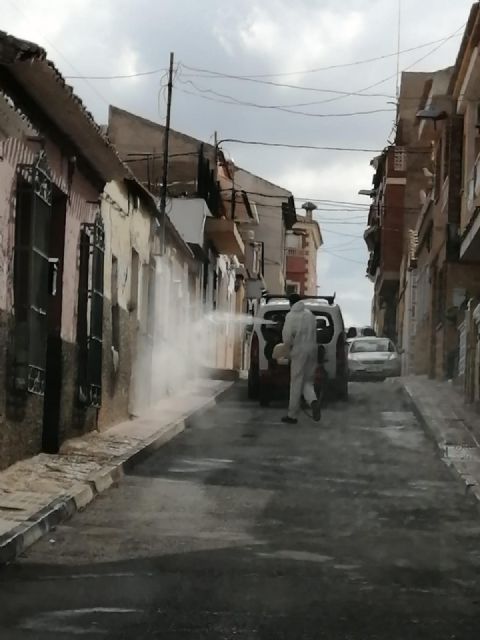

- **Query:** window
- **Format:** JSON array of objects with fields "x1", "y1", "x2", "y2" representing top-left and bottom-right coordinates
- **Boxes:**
[
  {"x1": 434, "y1": 142, "x2": 442, "y2": 201},
  {"x1": 77, "y1": 213, "x2": 105, "y2": 408},
  {"x1": 111, "y1": 256, "x2": 120, "y2": 353},
  {"x1": 442, "y1": 131, "x2": 449, "y2": 183},
  {"x1": 312, "y1": 312, "x2": 335, "y2": 344},
  {"x1": 130, "y1": 249, "x2": 139, "y2": 313},
  {"x1": 393, "y1": 147, "x2": 406, "y2": 172},
  {"x1": 260, "y1": 310, "x2": 334, "y2": 345},
  {"x1": 350, "y1": 338, "x2": 394, "y2": 353},
  {"x1": 286, "y1": 282, "x2": 300, "y2": 295},
  {"x1": 435, "y1": 266, "x2": 446, "y2": 325},
  {"x1": 140, "y1": 263, "x2": 150, "y2": 332},
  {"x1": 286, "y1": 234, "x2": 302, "y2": 249},
  {"x1": 146, "y1": 259, "x2": 156, "y2": 341},
  {"x1": 13, "y1": 152, "x2": 53, "y2": 395}
]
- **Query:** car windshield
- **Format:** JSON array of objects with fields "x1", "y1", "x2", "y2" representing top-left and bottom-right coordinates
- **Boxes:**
[
  {"x1": 350, "y1": 339, "x2": 395, "y2": 353},
  {"x1": 261, "y1": 309, "x2": 334, "y2": 344}
]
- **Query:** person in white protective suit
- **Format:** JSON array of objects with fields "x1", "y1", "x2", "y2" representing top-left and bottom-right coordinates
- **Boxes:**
[{"x1": 281, "y1": 294, "x2": 321, "y2": 424}]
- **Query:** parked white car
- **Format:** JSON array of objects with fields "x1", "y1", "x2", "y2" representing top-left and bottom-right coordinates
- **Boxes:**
[
  {"x1": 346, "y1": 326, "x2": 376, "y2": 339},
  {"x1": 348, "y1": 337, "x2": 401, "y2": 381}
]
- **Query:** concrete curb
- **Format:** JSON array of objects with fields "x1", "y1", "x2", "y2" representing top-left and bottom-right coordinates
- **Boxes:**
[
  {"x1": 401, "y1": 383, "x2": 447, "y2": 454},
  {"x1": 400, "y1": 381, "x2": 480, "y2": 505},
  {"x1": 0, "y1": 382, "x2": 233, "y2": 565}
]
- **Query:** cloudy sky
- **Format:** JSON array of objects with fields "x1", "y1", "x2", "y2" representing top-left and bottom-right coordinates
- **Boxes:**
[{"x1": 3, "y1": 0, "x2": 474, "y2": 326}]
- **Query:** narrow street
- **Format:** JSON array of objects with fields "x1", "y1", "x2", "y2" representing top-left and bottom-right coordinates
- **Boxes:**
[{"x1": 2, "y1": 382, "x2": 480, "y2": 639}]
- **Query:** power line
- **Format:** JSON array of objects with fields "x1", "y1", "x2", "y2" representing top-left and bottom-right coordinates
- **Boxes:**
[
  {"x1": 306, "y1": 23, "x2": 466, "y2": 107},
  {"x1": 62, "y1": 31, "x2": 464, "y2": 82},
  {"x1": 178, "y1": 25, "x2": 463, "y2": 106},
  {"x1": 320, "y1": 221, "x2": 366, "y2": 225},
  {"x1": 305, "y1": 198, "x2": 370, "y2": 206},
  {"x1": 327, "y1": 244, "x2": 366, "y2": 253},
  {"x1": 315, "y1": 229, "x2": 361, "y2": 238},
  {"x1": 328, "y1": 238, "x2": 362, "y2": 251},
  {"x1": 322, "y1": 249, "x2": 366, "y2": 265},
  {"x1": 176, "y1": 85, "x2": 396, "y2": 118},
  {"x1": 180, "y1": 63, "x2": 396, "y2": 97},
  {"x1": 178, "y1": 77, "x2": 391, "y2": 109},
  {"x1": 218, "y1": 139, "x2": 382, "y2": 153},
  {"x1": 66, "y1": 68, "x2": 169, "y2": 80},
  {"x1": 124, "y1": 151, "x2": 200, "y2": 163},
  {"x1": 218, "y1": 138, "x2": 433, "y2": 155},
  {"x1": 220, "y1": 189, "x2": 371, "y2": 208}
]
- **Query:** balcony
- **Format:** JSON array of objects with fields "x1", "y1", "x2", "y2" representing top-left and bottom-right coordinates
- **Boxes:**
[
  {"x1": 205, "y1": 217, "x2": 245, "y2": 258},
  {"x1": 286, "y1": 247, "x2": 308, "y2": 258},
  {"x1": 461, "y1": 153, "x2": 480, "y2": 261},
  {"x1": 466, "y1": 152, "x2": 480, "y2": 216}
]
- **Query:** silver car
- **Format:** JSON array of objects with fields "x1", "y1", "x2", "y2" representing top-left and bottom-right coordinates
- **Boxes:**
[{"x1": 348, "y1": 337, "x2": 401, "y2": 381}]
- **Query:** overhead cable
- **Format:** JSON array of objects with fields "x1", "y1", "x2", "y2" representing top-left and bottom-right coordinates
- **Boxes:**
[
  {"x1": 63, "y1": 31, "x2": 463, "y2": 81},
  {"x1": 177, "y1": 85, "x2": 396, "y2": 118}
]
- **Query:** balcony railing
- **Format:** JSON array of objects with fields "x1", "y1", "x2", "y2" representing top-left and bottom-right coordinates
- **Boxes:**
[
  {"x1": 467, "y1": 152, "x2": 480, "y2": 215},
  {"x1": 286, "y1": 247, "x2": 308, "y2": 257}
]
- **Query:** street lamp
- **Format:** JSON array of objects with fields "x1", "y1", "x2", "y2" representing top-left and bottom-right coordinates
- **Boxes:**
[{"x1": 416, "y1": 107, "x2": 447, "y2": 131}]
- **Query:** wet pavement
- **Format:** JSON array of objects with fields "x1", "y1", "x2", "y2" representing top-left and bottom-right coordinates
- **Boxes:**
[{"x1": 1, "y1": 382, "x2": 480, "y2": 638}]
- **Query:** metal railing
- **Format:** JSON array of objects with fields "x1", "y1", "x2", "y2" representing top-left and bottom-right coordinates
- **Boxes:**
[{"x1": 286, "y1": 247, "x2": 309, "y2": 257}]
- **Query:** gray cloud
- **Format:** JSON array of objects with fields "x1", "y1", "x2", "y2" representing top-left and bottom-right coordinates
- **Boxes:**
[{"x1": 3, "y1": 0, "x2": 473, "y2": 328}]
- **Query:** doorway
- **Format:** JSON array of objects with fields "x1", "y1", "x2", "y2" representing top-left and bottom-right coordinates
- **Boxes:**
[{"x1": 42, "y1": 188, "x2": 67, "y2": 453}]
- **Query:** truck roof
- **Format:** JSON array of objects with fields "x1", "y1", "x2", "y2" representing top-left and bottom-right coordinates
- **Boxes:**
[{"x1": 257, "y1": 297, "x2": 342, "y2": 316}]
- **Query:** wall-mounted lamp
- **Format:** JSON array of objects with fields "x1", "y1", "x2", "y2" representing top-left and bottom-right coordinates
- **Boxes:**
[{"x1": 416, "y1": 107, "x2": 447, "y2": 130}]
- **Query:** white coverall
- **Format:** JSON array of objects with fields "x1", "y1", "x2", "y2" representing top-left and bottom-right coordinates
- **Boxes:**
[{"x1": 282, "y1": 301, "x2": 318, "y2": 419}]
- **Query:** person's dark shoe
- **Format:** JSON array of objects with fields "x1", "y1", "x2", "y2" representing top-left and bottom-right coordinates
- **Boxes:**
[
  {"x1": 311, "y1": 400, "x2": 322, "y2": 422},
  {"x1": 281, "y1": 416, "x2": 298, "y2": 424}
]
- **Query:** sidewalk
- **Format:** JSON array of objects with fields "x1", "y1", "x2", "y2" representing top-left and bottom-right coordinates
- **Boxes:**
[
  {"x1": 0, "y1": 378, "x2": 232, "y2": 564},
  {"x1": 402, "y1": 375, "x2": 480, "y2": 504}
]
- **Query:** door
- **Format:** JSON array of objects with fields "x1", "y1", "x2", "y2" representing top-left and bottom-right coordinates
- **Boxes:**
[
  {"x1": 429, "y1": 265, "x2": 438, "y2": 379},
  {"x1": 42, "y1": 189, "x2": 67, "y2": 453}
]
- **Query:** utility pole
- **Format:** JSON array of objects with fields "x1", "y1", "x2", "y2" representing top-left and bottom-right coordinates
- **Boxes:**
[{"x1": 159, "y1": 52, "x2": 174, "y2": 255}]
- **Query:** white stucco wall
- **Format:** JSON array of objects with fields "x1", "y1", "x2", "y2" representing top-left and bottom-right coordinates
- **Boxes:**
[
  {"x1": 102, "y1": 180, "x2": 153, "y2": 314},
  {"x1": 233, "y1": 169, "x2": 291, "y2": 294}
]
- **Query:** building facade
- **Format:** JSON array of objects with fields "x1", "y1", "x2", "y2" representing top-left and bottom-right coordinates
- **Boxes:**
[
  {"x1": 107, "y1": 106, "x2": 247, "y2": 375},
  {"x1": 364, "y1": 3, "x2": 480, "y2": 411},
  {"x1": 365, "y1": 145, "x2": 407, "y2": 341},
  {"x1": 0, "y1": 33, "x2": 126, "y2": 468},
  {"x1": 285, "y1": 204, "x2": 322, "y2": 296}
]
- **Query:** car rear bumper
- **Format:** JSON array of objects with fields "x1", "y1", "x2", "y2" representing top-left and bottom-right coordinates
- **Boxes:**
[
  {"x1": 260, "y1": 366, "x2": 325, "y2": 389},
  {"x1": 349, "y1": 368, "x2": 400, "y2": 381}
]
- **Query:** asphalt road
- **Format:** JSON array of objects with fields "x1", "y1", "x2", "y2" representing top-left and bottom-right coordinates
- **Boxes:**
[{"x1": 2, "y1": 382, "x2": 480, "y2": 639}]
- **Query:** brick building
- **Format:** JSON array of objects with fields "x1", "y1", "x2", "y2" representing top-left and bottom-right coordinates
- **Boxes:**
[
  {"x1": 285, "y1": 203, "x2": 322, "y2": 296},
  {"x1": 364, "y1": 145, "x2": 406, "y2": 341}
]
